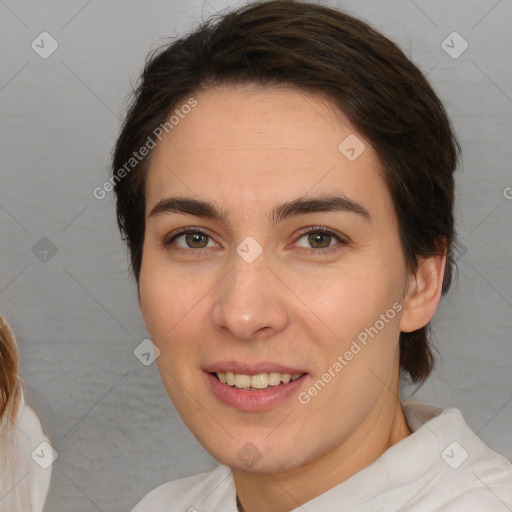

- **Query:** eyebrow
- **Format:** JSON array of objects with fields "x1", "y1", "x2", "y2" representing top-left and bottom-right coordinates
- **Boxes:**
[{"x1": 148, "y1": 194, "x2": 371, "y2": 226}]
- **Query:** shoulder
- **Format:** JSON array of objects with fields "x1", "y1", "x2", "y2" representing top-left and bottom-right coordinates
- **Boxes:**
[
  {"x1": 437, "y1": 442, "x2": 512, "y2": 510},
  {"x1": 11, "y1": 391, "x2": 53, "y2": 512},
  {"x1": 402, "y1": 401, "x2": 512, "y2": 510},
  {"x1": 16, "y1": 396, "x2": 48, "y2": 443},
  {"x1": 131, "y1": 464, "x2": 235, "y2": 512},
  {"x1": 426, "y1": 457, "x2": 512, "y2": 511}
]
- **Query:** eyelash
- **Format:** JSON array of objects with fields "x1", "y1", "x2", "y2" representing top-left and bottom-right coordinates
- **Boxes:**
[{"x1": 163, "y1": 226, "x2": 348, "y2": 256}]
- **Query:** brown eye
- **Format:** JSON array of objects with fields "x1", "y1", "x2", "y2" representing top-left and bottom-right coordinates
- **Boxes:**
[
  {"x1": 295, "y1": 227, "x2": 347, "y2": 255},
  {"x1": 183, "y1": 232, "x2": 209, "y2": 248},
  {"x1": 307, "y1": 232, "x2": 332, "y2": 249},
  {"x1": 164, "y1": 228, "x2": 216, "y2": 250}
]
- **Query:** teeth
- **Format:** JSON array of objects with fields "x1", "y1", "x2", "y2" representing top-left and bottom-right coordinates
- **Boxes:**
[
  {"x1": 215, "y1": 371, "x2": 302, "y2": 389},
  {"x1": 235, "y1": 373, "x2": 251, "y2": 388},
  {"x1": 268, "y1": 372, "x2": 282, "y2": 386}
]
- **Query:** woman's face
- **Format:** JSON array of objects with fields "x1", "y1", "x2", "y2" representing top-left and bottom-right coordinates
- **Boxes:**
[{"x1": 139, "y1": 85, "x2": 413, "y2": 473}]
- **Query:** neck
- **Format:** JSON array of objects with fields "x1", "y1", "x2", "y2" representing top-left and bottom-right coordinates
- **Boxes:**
[{"x1": 233, "y1": 399, "x2": 411, "y2": 512}]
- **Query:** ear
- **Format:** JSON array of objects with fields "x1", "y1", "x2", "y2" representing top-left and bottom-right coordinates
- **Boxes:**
[{"x1": 399, "y1": 252, "x2": 446, "y2": 333}]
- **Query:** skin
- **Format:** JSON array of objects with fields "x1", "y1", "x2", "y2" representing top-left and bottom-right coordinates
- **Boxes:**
[{"x1": 138, "y1": 84, "x2": 446, "y2": 512}]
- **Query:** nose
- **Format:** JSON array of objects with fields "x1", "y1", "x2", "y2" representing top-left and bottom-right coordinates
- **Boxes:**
[{"x1": 210, "y1": 247, "x2": 289, "y2": 342}]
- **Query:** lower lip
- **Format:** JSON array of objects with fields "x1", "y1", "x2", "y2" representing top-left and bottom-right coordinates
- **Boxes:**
[{"x1": 204, "y1": 371, "x2": 308, "y2": 412}]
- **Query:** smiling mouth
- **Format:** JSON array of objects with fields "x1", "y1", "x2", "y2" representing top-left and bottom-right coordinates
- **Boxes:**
[{"x1": 210, "y1": 371, "x2": 306, "y2": 390}]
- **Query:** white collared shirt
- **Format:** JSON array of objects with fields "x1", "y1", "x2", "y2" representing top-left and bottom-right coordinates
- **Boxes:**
[{"x1": 131, "y1": 401, "x2": 512, "y2": 511}]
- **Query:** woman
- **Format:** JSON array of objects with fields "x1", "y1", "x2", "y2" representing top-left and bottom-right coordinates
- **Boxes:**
[
  {"x1": 0, "y1": 314, "x2": 52, "y2": 512},
  {"x1": 111, "y1": 1, "x2": 512, "y2": 510}
]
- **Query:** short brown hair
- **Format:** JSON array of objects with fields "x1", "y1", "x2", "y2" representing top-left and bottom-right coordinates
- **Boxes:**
[{"x1": 111, "y1": 0, "x2": 461, "y2": 385}]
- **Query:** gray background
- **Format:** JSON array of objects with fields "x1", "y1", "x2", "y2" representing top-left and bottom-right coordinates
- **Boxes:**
[{"x1": 1, "y1": 0, "x2": 511, "y2": 510}]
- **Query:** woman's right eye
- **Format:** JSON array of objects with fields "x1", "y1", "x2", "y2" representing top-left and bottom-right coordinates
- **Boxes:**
[{"x1": 163, "y1": 228, "x2": 217, "y2": 251}]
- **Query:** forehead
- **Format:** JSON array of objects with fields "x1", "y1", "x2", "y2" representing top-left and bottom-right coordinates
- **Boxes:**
[{"x1": 144, "y1": 85, "x2": 391, "y2": 221}]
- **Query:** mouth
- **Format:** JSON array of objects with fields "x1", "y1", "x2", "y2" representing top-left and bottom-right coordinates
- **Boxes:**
[
  {"x1": 203, "y1": 364, "x2": 310, "y2": 411},
  {"x1": 209, "y1": 370, "x2": 306, "y2": 391}
]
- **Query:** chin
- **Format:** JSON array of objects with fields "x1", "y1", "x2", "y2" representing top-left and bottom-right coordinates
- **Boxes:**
[{"x1": 206, "y1": 441, "x2": 306, "y2": 474}]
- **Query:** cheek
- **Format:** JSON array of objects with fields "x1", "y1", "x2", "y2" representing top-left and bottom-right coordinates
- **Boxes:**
[
  {"x1": 138, "y1": 275, "x2": 170, "y2": 338},
  {"x1": 138, "y1": 261, "x2": 214, "y2": 390},
  {"x1": 139, "y1": 273, "x2": 176, "y2": 348},
  {"x1": 295, "y1": 262, "x2": 403, "y2": 395},
  {"x1": 139, "y1": 268, "x2": 202, "y2": 393},
  {"x1": 299, "y1": 263, "x2": 396, "y2": 338},
  {"x1": 138, "y1": 253, "x2": 200, "y2": 339}
]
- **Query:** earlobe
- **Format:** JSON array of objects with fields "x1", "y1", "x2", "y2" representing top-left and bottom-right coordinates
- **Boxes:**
[{"x1": 399, "y1": 253, "x2": 446, "y2": 333}]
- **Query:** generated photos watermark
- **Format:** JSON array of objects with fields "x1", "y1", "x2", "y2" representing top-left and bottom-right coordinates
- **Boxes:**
[
  {"x1": 93, "y1": 97, "x2": 198, "y2": 200},
  {"x1": 298, "y1": 301, "x2": 402, "y2": 405}
]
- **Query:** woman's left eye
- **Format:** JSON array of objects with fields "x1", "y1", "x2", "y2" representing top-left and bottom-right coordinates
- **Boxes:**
[
  {"x1": 163, "y1": 227, "x2": 347, "y2": 254},
  {"x1": 294, "y1": 227, "x2": 347, "y2": 254}
]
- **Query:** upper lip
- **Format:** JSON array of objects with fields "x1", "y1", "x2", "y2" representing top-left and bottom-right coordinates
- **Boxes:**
[{"x1": 203, "y1": 360, "x2": 309, "y2": 376}]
